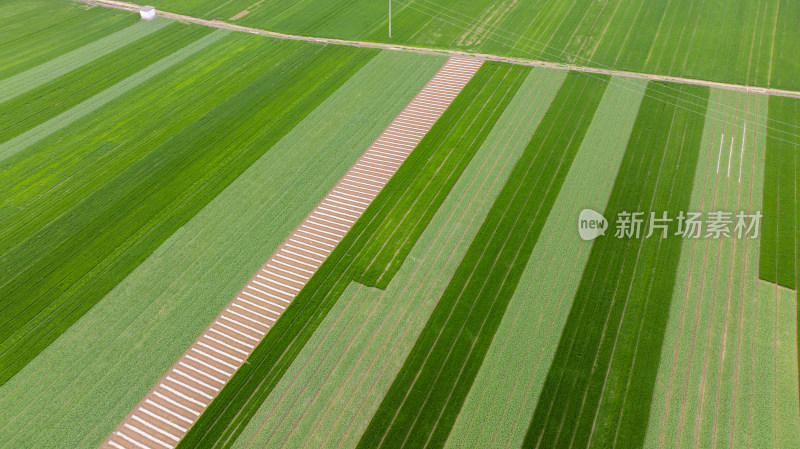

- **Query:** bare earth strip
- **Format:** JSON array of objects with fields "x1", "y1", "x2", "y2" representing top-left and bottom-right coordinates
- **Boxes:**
[
  {"x1": 100, "y1": 57, "x2": 483, "y2": 449},
  {"x1": 78, "y1": 0, "x2": 800, "y2": 100}
]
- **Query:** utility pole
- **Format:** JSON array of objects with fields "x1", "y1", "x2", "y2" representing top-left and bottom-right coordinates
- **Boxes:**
[{"x1": 389, "y1": 0, "x2": 392, "y2": 38}]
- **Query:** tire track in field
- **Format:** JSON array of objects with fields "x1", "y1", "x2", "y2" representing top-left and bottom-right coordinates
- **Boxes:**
[
  {"x1": 100, "y1": 57, "x2": 482, "y2": 449},
  {"x1": 642, "y1": 0, "x2": 674, "y2": 67}
]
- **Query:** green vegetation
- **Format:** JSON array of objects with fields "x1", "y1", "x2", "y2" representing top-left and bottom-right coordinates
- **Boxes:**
[
  {"x1": 445, "y1": 76, "x2": 646, "y2": 449},
  {"x1": 0, "y1": 50, "x2": 442, "y2": 449},
  {"x1": 0, "y1": 22, "x2": 208, "y2": 145},
  {"x1": 760, "y1": 95, "x2": 800, "y2": 288},
  {"x1": 522, "y1": 82, "x2": 709, "y2": 449},
  {"x1": 356, "y1": 71, "x2": 608, "y2": 449},
  {"x1": 228, "y1": 67, "x2": 567, "y2": 449},
  {"x1": 0, "y1": 29, "x2": 228, "y2": 162},
  {"x1": 354, "y1": 64, "x2": 531, "y2": 288},
  {"x1": 0, "y1": 19, "x2": 170, "y2": 105},
  {"x1": 148, "y1": 0, "x2": 800, "y2": 91},
  {"x1": 0, "y1": 35, "x2": 376, "y2": 385},
  {"x1": 758, "y1": 94, "x2": 800, "y2": 417},
  {"x1": 0, "y1": 0, "x2": 137, "y2": 81},
  {"x1": 176, "y1": 62, "x2": 529, "y2": 448},
  {"x1": 643, "y1": 89, "x2": 800, "y2": 449}
]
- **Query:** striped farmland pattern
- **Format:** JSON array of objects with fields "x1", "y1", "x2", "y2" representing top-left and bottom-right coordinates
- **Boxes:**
[{"x1": 100, "y1": 56, "x2": 483, "y2": 449}]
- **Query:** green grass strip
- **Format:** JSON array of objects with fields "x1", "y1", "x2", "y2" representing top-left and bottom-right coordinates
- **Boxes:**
[
  {"x1": 227, "y1": 66, "x2": 567, "y2": 449},
  {"x1": 445, "y1": 76, "x2": 646, "y2": 449},
  {"x1": 0, "y1": 49, "x2": 441, "y2": 449},
  {"x1": 0, "y1": 18, "x2": 170, "y2": 104},
  {"x1": 176, "y1": 61, "x2": 529, "y2": 449},
  {"x1": 759, "y1": 95, "x2": 800, "y2": 289},
  {"x1": 355, "y1": 71, "x2": 608, "y2": 449},
  {"x1": 521, "y1": 82, "x2": 709, "y2": 449},
  {"x1": 0, "y1": 38, "x2": 376, "y2": 386},
  {"x1": 0, "y1": 28, "x2": 227, "y2": 163},
  {"x1": 0, "y1": 22, "x2": 209, "y2": 145}
]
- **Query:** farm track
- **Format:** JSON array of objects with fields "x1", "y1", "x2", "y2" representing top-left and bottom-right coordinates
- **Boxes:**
[
  {"x1": 100, "y1": 56, "x2": 483, "y2": 449},
  {"x1": 79, "y1": 0, "x2": 800, "y2": 101}
]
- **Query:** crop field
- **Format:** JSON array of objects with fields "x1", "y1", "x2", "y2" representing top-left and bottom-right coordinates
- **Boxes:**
[
  {"x1": 0, "y1": 25, "x2": 384, "y2": 386},
  {"x1": 356, "y1": 71, "x2": 609, "y2": 449},
  {"x1": 445, "y1": 76, "x2": 647, "y2": 449},
  {"x1": 521, "y1": 82, "x2": 708, "y2": 449},
  {"x1": 645, "y1": 88, "x2": 800, "y2": 449},
  {"x1": 0, "y1": 49, "x2": 444, "y2": 449},
  {"x1": 175, "y1": 61, "x2": 531, "y2": 448},
  {"x1": 760, "y1": 95, "x2": 800, "y2": 289},
  {"x1": 147, "y1": 0, "x2": 800, "y2": 91},
  {"x1": 226, "y1": 66, "x2": 569, "y2": 449},
  {"x1": 0, "y1": 0, "x2": 138, "y2": 81},
  {"x1": 3, "y1": 1, "x2": 800, "y2": 449}
]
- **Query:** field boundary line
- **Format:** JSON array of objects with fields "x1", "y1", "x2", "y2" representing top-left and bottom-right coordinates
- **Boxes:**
[
  {"x1": 77, "y1": 0, "x2": 800, "y2": 100},
  {"x1": 98, "y1": 56, "x2": 483, "y2": 449}
]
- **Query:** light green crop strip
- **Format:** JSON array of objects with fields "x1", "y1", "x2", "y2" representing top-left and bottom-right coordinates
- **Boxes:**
[
  {"x1": 0, "y1": 28, "x2": 229, "y2": 163},
  {"x1": 0, "y1": 19, "x2": 171, "y2": 104}
]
